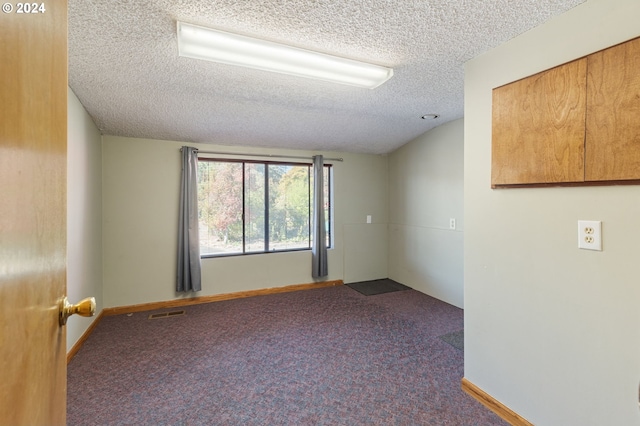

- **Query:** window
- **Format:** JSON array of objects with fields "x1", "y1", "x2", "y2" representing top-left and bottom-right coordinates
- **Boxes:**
[{"x1": 198, "y1": 159, "x2": 332, "y2": 257}]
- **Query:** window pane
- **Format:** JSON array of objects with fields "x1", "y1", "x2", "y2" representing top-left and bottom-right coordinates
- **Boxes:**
[
  {"x1": 245, "y1": 163, "x2": 265, "y2": 252},
  {"x1": 197, "y1": 161, "x2": 243, "y2": 255},
  {"x1": 198, "y1": 160, "x2": 332, "y2": 257},
  {"x1": 269, "y1": 164, "x2": 310, "y2": 251}
]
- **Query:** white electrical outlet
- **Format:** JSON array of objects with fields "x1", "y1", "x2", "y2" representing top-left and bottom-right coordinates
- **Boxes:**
[
  {"x1": 449, "y1": 218, "x2": 456, "y2": 230},
  {"x1": 578, "y1": 220, "x2": 602, "y2": 251},
  {"x1": 366, "y1": 215, "x2": 372, "y2": 224}
]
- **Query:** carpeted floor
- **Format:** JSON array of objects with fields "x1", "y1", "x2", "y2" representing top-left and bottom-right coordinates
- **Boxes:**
[{"x1": 67, "y1": 285, "x2": 507, "y2": 425}]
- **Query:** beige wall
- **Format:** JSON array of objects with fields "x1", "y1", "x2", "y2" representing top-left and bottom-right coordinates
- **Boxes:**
[
  {"x1": 464, "y1": 0, "x2": 640, "y2": 424},
  {"x1": 388, "y1": 119, "x2": 464, "y2": 307},
  {"x1": 67, "y1": 87, "x2": 103, "y2": 351},
  {"x1": 102, "y1": 136, "x2": 388, "y2": 307}
]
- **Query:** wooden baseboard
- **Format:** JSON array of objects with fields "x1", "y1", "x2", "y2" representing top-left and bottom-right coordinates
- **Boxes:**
[
  {"x1": 461, "y1": 377, "x2": 534, "y2": 426},
  {"x1": 102, "y1": 279, "x2": 344, "y2": 316},
  {"x1": 66, "y1": 310, "x2": 105, "y2": 364}
]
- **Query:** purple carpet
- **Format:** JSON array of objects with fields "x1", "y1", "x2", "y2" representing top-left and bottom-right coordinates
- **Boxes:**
[{"x1": 67, "y1": 285, "x2": 507, "y2": 425}]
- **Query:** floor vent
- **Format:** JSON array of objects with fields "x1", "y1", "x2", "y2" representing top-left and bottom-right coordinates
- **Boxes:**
[{"x1": 148, "y1": 310, "x2": 185, "y2": 319}]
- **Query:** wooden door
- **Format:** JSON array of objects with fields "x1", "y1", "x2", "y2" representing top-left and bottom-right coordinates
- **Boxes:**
[
  {"x1": 0, "y1": 1, "x2": 68, "y2": 424},
  {"x1": 586, "y1": 36, "x2": 640, "y2": 181},
  {"x1": 491, "y1": 58, "x2": 587, "y2": 187}
]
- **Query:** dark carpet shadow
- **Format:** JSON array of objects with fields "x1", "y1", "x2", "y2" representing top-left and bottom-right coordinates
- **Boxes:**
[
  {"x1": 346, "y1": 278, "x2": 412, "y2": 296},
  {"x1": 439, "y1": 329, "x2": 464, "y2": 351}
]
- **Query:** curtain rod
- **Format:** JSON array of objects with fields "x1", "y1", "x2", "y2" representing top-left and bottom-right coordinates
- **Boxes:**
[{"x1": 193, "y1": 149, "x2": 344, "y2": 162}]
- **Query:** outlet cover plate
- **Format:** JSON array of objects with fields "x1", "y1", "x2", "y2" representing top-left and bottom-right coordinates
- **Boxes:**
[{"x1": 578, "y1": 220, "x2": 602, "y2": 251}]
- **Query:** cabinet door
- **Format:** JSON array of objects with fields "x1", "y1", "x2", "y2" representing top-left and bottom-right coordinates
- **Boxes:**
[
  {"x1": 586, "y1": 37, "x2": 640, "y2": 181},
  {"x1": 491, "y1": 58, "x2": 587, "y2": 186}
]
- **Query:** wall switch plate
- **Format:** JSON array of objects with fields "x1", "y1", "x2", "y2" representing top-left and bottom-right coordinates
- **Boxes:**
[
  {"x1": 578, "y1": 220, "x2": 602, "y2": 251},
  {"x1": 366, "y1": 215, "x2": 372, "y2": 224},
  {"x1": 449, "y1": 218, "x2": 456, "y2": 230}
]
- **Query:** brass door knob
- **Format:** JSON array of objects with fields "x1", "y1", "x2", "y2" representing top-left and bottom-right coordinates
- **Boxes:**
[{"x1": 59, "y1": 296, "x2": 96, "y2": 326}]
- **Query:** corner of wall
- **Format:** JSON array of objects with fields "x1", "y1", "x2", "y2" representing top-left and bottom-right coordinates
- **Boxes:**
[
  {"x1": 387, "y1": 119, "x2": 464, "y2": 307},
  {"x1": 66, "y1": 87, "x2": 104, "y2": 353}
]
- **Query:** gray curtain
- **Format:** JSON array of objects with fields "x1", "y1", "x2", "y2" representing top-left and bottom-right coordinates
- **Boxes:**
[
  {"x1": 311, "y1": 155, "x2": 328, "y2": 278},
  {"x1": 177, "y1": 146, "x2": 202, "y2": 292}
]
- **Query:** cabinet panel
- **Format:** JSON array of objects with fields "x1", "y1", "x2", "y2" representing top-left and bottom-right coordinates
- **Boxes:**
[
  {"x1": 491, "y1": 58, "x2": 587, "y2": 186},
  {"x1": 586, "y1": 37, "x2": 640, "y2": 181}
]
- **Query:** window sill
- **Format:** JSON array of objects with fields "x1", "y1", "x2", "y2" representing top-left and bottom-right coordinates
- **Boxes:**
[{"x1": 201, "y1": 247, "x2": 332, "y2": 259}]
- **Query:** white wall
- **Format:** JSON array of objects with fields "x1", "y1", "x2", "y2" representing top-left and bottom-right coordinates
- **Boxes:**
[
  {"x1": 464, "y1": 0, "x2": 640, "y2": 424},
  {"x1": 102, "y1": 136, "x2": 388, "y2": 308},
  {"x1": 67, "y1": 87, "x2": 103, "y2": 351},
  {"x1": 388, "y1": 119, "x2": 464, "y2": 308}
]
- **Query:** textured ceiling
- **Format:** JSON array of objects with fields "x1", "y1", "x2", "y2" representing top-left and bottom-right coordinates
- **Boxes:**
[{"x1": 68, "y1": 0, "x2": 585, "y2": 154}]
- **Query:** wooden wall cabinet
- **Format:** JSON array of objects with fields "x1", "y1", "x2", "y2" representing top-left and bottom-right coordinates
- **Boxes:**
[
  {"x1": 586, "y1": 37, "x2": 640, "y2": 181},
  {"x1": 491, "y1": 36, "x2": 640, "y2": 188}
]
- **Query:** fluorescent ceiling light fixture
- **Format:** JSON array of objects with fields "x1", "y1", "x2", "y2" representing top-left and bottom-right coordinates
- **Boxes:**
[{"x1": 177, "y1": 22, "x2": 393, "y2": 89}]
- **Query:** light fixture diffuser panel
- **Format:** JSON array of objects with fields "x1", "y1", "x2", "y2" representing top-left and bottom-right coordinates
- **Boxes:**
[{"x1": 176, "y1": 22, "x2": 393, "y2": 89}]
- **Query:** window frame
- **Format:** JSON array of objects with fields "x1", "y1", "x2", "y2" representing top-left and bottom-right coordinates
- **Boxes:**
[{"x1": 197, "y1": 157, "x2": 332, "y2": 258}]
